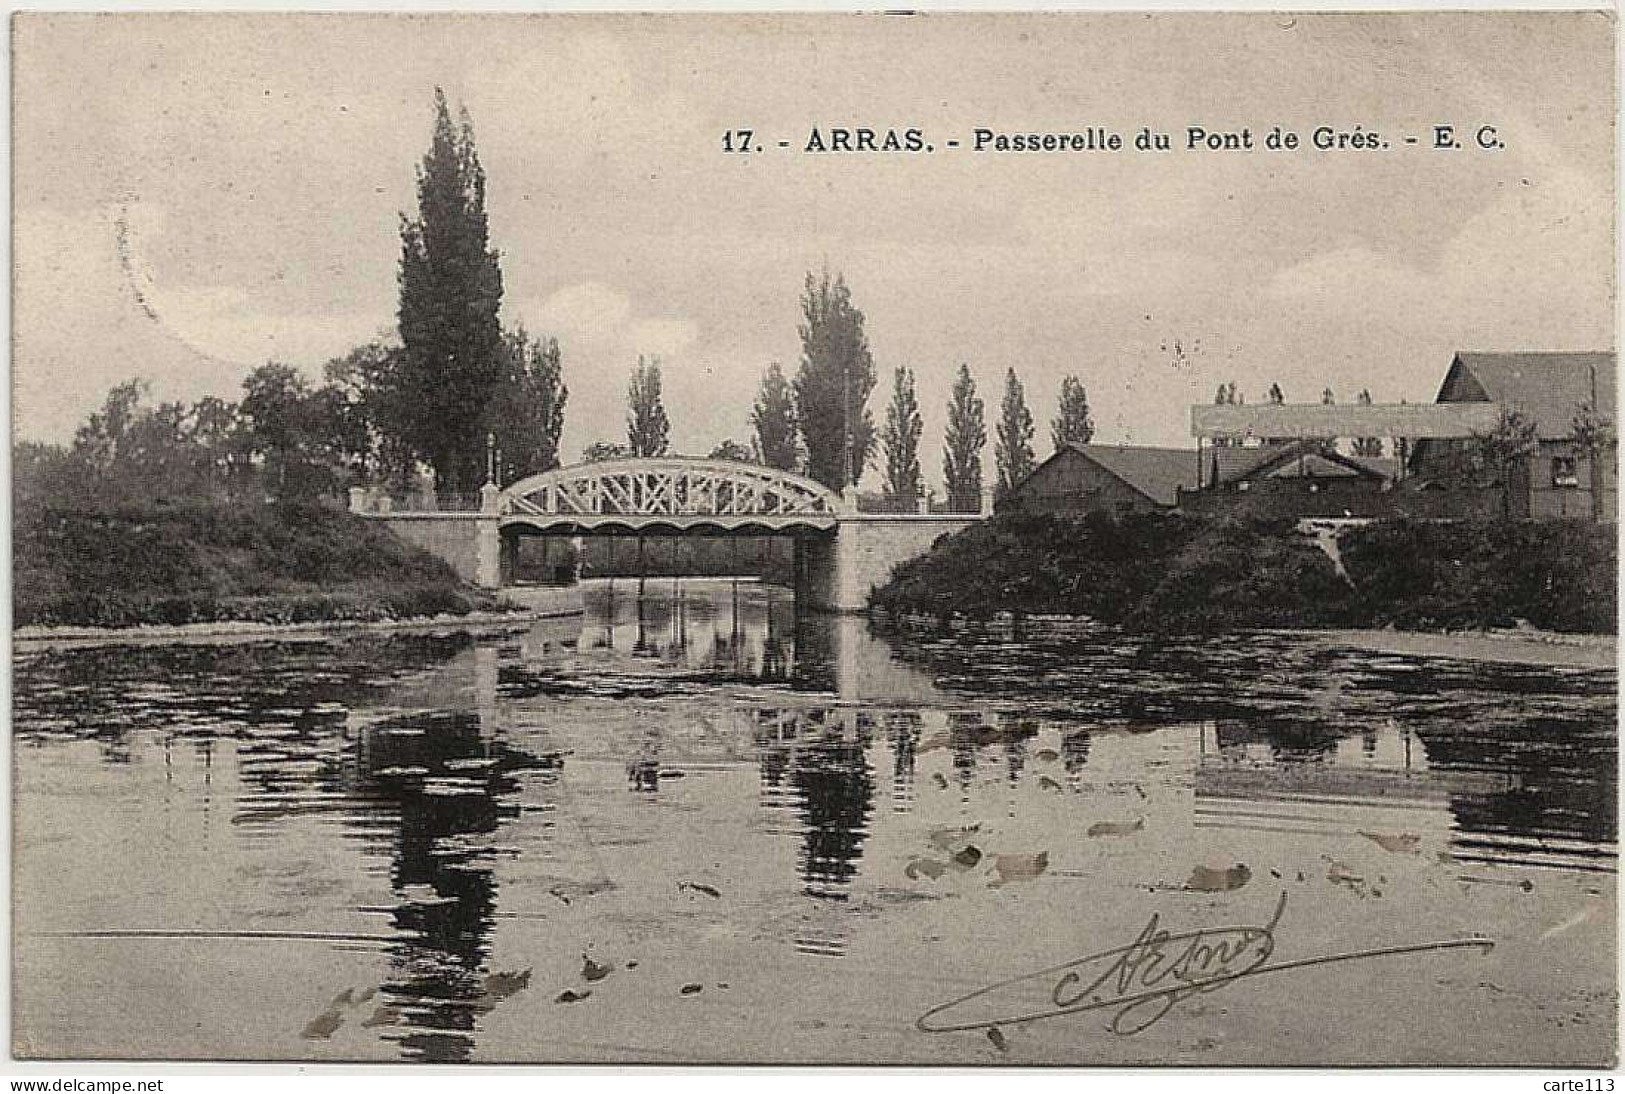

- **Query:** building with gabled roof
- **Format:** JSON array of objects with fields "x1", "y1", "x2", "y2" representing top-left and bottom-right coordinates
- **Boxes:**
[
  {"x1": 1006, "y1": 443, "x2": 1201, "y2": 515},
  {"x1": 1409, "y1": 351, "x2": 1616, "y2": 521},
  {"x1": 1178, "y1": 438, "x2": 1399, "y2": 519}
]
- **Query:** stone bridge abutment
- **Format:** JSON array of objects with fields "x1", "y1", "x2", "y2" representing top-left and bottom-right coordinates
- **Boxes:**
[{"x1": 351, "y1": 459, "x2": 984, "y2": 612}]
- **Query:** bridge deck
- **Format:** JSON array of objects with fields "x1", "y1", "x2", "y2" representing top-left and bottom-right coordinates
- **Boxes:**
[{"x1": 500, "y1": 513, "x2": 839, "y2": 534}]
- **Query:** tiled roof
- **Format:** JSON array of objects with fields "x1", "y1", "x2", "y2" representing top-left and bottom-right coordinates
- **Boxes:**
[
  {"x1": 1446, "y1": 352, "x2": 1616, "y2": 437},
  {"x1": 1348, "y1": 455, "x2": 1400, "y2": 479},
  {"x1": 1055, "y1": 444, "x2": 1201, "y2": 507},
  {"x1": 1204, "y1": 440, "x2": 1393, "y2": 485},
  {"x1": 1205, "y1": 444, "x2": 1282, "y2": 484}
]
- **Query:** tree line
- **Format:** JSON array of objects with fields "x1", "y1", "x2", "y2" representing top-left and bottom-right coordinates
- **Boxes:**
[
  {"x1": 18, "y1": 88, "x2": 1103, "y2": 516},
  {"x1": 20, "y1": 89, "x2": 568, "y2": 512},
  {"x1": 732, "y1": 270, "x2": 1099, "y2": 512}
]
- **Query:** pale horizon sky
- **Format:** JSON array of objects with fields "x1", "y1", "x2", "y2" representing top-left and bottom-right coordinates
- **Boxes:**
[{"x1": 12, "y1": 12, "x2": 1616, "y2": 490}]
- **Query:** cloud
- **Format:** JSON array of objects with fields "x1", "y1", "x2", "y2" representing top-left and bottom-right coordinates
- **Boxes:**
[
  {"x1": 1266, "y1": 165, "x2": 1613, "y2": 352},
  {"x1": 1438, "y1": 168, "x2": 1614, "y2": 318},
  {"x1": 512, "y1": 281, "x2": 705, "y2": 458},
  {"x1": 13, "y1": 202, "x2": 392, "y2": 441},
  {"x1": 1266, "y1": 244, "x2": 1432, "y2": 303},
  {"x1": 147, "y1": 282, "x2": 385, "y2": 369},
  {"x1": 516, "y1": 281, "x2": 699, "y2": 360},
  {"x1": 628, "y1": 318, "x2": 700, "y2": 359},
  {"x1": 523, "y1": 281, "x2": 634, "y2": 341}
]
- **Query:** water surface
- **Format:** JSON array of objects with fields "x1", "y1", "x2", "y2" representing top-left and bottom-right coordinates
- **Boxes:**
[{"x1": 12, "y1": 579, "x2": 1616, "y2": 1064}]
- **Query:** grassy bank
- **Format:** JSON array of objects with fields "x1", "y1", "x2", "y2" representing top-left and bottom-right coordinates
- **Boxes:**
[
  {"x1": 14, "y1": 501, "x2": 504, "y2": 628},
  {"x1": 868, "y1": 510, "x2": 1616, "y2": 635}
]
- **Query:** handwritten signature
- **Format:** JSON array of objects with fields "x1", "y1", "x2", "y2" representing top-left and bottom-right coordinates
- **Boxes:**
[{"x1": 917, "y1": 892, "x2": 1493, "y2": 1036}]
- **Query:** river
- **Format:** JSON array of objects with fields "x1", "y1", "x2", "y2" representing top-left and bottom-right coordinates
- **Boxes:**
[{"x1": 11, "y1": 578, "x2": 1617, "y2": 1065}]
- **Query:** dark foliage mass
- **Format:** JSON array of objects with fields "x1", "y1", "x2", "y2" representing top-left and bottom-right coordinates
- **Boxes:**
[
  {"x1": 794, "y1": 270, "x2": 876, "y2": 491},
  {"x1": 1339, "y1": 517, "x2": 1616, "y2": 634},
  {"x1": 751, "y1": 361, "x2": 800, "y2": 472},
  {"x1": 14, "y1": 502, "x2": 496, "y2": 628},
  {"x1": 394, "y1": 88, "x2": 508, "y2": 502},
  {"x1": 870, "y1": 510, "x2": 1616, "y2": 635}
]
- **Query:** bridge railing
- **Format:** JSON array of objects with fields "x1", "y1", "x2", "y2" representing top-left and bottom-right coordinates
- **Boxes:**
[
  {"x1": 348, "y1": 486, "x2": 487, "y2": 514},
  {"x1": 853, "y1": 490, "x2": 991, "y2": 515},
  {"x1": 855, "y1": 493, "x2": 928, "y2": 514}
]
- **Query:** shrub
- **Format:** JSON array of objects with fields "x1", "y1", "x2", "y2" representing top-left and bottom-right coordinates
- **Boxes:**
[
  {"x1": 13, "y1": 501, "x2": 493, "y2": 628},
  {"x1": 871, "y1": 510, "x2": 1615, "y2": 635}
]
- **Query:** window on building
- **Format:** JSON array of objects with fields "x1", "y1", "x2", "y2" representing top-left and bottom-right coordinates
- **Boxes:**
[{"x1": 1552, "y1": 456, "x2": 1580, "y2": 488}]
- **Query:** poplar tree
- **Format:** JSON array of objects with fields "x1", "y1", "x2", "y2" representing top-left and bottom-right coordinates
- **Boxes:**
[
  {"x1": 626, "y1": 354, "x2": 671, "y2": 457},
  {"x1": 881, "y1": 366, "x2": 924, "y2": 506},
  {"x1": 751, "y1": 361, "x2": 799, "y2": 471},
  {"x1": 794, "y1": 270, "x2": 876, "y2": 491},
  {"x1": 942, "y1": 364, "x2": 986, "y2": 512},
  {"x1": 395, "y1": 88, "x2": 506, "y2": 503},
  {"x1": 1050, "y1": 374, "x2": 1094, "y2": 451},
  {"x1": 1211, "y1": 381, "x2": 1238, "y2": 448},
  {"x1": 1352, "y1": 389, "x2": 1384, "y2": 457},
  {"x1": 996, "y1": 367, "x2": 1036, "y2": 501},
  {"x1": 489, "y1": 328, "x2": 568, "y2": 483}
]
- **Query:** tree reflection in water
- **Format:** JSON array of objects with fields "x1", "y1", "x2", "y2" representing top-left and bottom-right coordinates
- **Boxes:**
[
  {"x1": 884, "y1": 711, "x2": 922, "y2": 814},
  {"x1": 357, "y1": 711, "x2": 560, "y2": 1063},
  {"x1": 9, "y1": 589, "x2": 1618, "y2": 1064}
]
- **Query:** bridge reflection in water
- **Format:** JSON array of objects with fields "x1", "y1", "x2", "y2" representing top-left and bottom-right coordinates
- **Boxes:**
[
  {"x1": 355, "y1": 456, "x2": 982, "y2": 610},
  {"x1": 8, "y1": 580, "x2": 1616, "y2": 1063}
]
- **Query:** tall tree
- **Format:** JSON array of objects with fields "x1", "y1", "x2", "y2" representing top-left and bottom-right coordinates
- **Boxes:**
[
  {"x1": 1351, "y1": 389, "x2": 1385, "y2": 457},
  {"x1": 1262, "y1": 382, "x2": 1289, "y2": 444},
  {"x1": 489, "y1": 328, "x2": 568, "y2": 484},
  {"x1": 72, "y1": 378, "x2": 148, "y2": 477},
  {"x1": 67, "y1": 379, "x2": 254, "y2": 503},
  {"x1": 238, "y1": 362, "x2": 310, "y2": 497},
  {"x1": 239, "y1": 362, "x2": 349, "y2": 501},
  {"x1": 395, "y1": 88, "x2": 506, "y2": 503},
  {"x1": 626, "y1": 354, "x2": 670, "y2": 457},
  {"x1": 751, "y1": 361, "x2": 799, "y2": 472},
  {"x1": 942, "y1": 364, "x2": 986, "y2": 512},
  {"x1": 1050, "y1": 374, "x2": 1094, "y2": 451},
  {"x1": 996, "y1": 367, "x2": 1036, "y2": 501},
  {"x1": 1314, "y1": 387, "x2": 1339, "y2": 451},
  {"x1": 189, "y1": 394, "x2": 249, "y2": 499},
  {"x1": 880, "y1": 366, "x2": 924, "y2": 506},
  {"x1": 1211, "y1": 381, "x2": 1244, "y2": 448},
  {"x1": 1476, "y1": 409, "x2": 1541, "y2": 517},
  {"x1": 793, "y1": 270, "x2": 876, "y2": 491},
  {"x1": 14, "y1": 440, "x2": 89, "y2": 513},
  {"x1": 323, "y1": 341, "x2": 417, "y2": 491}
]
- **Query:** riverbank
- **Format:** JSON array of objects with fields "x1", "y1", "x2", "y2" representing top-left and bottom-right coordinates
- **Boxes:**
[
  {"x1": 870, "y1": 509, "x2": 1616, "y2": 635},
  {"x1": 12, "y1": 585, "x2": 586, "y2": 651},
  {"x1": 14, "y1": 500, "x2": 507, "y2": 630},
  {"x1": 1303, "y1": 626, "x2": 1618, "y2": 670}
]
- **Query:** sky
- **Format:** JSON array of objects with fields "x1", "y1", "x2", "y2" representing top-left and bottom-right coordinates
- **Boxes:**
[{"x1": 11, "y1": 12, "x2": 1616, "y2": 490}]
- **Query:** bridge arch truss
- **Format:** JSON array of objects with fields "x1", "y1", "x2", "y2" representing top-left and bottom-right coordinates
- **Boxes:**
[{"x1": 498, "y1": 458, "x2": 844, "y2": 534}]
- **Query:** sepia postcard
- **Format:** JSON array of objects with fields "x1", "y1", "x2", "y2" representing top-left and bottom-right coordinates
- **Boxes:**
[{"x1": 8, "y1": 10, "x2": 1618, "y2": 1069}]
